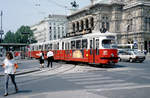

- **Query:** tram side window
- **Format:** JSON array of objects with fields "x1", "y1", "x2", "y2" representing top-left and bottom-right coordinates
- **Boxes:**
[
  {"x1": 90, "y1": 40, "x2": 93, "y2": 55},
  {"x1": 36, "y1": 45, "x2": 38, "y2": 51},
  {"x1": 96, "y1": 39, "x2": 99, "y2": 55},
  {"x1": 76, "y1": 40, "x2": 81, "y2": 49},
  {"x1": 47, "y1": 44, "x2": 50, "y2": 50},
  {"x1": 65, "y1": 43, "x2": 68, "y2": 50},
  {"x1": 71, "y1": 41, "x2": 75, "y2": 49},
  {"x1": 54, "y1": 44, "x2": 57, "y2": 50},
  {"x1": 41, "y1": 45, "x2": 43, "y2": 50},
  {"x1": 39, "y1": 45, "x2": 41, "y2": 50},
  {"x1": 45, "y1": 44, "x2": 47, "y2": 51},
  {"x1": 68, "y1": 43, "x2": 70, "y2": 50},
  {"x1": 96, "y1": 39, "x2": 99, "y2": 49},
  {"x1": 82, "y1": 39, "x2": 87, "y2": 49},
  {"x1": 90, "y1": 40, "x2": 93, "y2": 48},
  {"x1": 57, "y1": 43, "x2": 59, "y2": 50},
  {"x1": 50, "y1": 44, "x2": 53, "y2": 50},
  {"x1": 62, "y1": 42, "x2": 64, "y2": 50},
  {"x1": 32, "y1": 46, "x2": 34, "y2": 51}
]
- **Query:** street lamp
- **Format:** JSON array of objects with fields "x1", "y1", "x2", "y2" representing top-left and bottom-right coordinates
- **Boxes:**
[{"x1": 0, "y1": 11, "x2": 4, "y2": 43}]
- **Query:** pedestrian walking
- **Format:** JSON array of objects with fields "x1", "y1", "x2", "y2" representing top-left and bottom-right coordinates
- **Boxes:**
[
  {"x1": 47, "y1": 50, "x2": 54, "y2": 68},
  {"x1": 2, "y1": 52, "x2": 18, "y2": 96},
  {"x1": 37, "y1": 51, "x2": 45, "y2": 69},
  {"x1": 144, "y1": 50, "x2": 147, "y2": 55}
]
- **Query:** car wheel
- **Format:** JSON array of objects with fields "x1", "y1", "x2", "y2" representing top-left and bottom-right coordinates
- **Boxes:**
[{"x1": 129, "y1": 58, "x2": 133, "y2": 63}]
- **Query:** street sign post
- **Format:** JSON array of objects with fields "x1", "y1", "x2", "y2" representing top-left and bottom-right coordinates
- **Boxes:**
[{"x1": 0, "y1": 29, "x2": 4, "y2": 43}]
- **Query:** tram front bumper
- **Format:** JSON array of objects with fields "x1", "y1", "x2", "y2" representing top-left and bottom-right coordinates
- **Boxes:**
[
  {"x1": 100, "y1": 57, "x2": 119, "y2": 64},
  {"x1": 100, "y1": 57, "x2": 118, "y2": 60}
]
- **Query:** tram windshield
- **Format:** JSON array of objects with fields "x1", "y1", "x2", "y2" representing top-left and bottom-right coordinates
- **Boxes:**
[{"x1": 102, "y1": 39, "x2": 112, "y2": 48}]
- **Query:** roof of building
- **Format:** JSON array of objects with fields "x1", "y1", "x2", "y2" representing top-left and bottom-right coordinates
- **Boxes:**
[{"x1": 68, "y1": 1, "x2": 124, "y2": 17}]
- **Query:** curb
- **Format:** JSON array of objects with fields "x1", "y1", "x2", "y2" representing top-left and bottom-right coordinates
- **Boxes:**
[
  {"x1": 0, "y1": 68, "x2": 40, "y2": 77},
  {"x1": 16, "y1": 69, "x2": 40, "y2": 75}
]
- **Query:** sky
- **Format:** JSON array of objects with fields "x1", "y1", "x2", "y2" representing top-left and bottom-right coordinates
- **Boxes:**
[{"x1": 0, "y1": 0, "x2": 92, "y2": 33}]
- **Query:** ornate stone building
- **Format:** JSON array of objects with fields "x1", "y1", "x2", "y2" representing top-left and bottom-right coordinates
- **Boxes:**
[{"x1": 67, "y1": 0, "x2": 150, "y2": 52}]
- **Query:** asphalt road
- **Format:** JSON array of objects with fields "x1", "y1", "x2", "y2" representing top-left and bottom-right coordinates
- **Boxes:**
[{"x1": 0, "y1": 57, "x2": 150, "y2": 98}]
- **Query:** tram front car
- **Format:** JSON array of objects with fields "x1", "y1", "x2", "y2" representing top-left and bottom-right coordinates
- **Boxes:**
[{"x1": 97, "y1": 34, "x2": 118, "y2": 65}]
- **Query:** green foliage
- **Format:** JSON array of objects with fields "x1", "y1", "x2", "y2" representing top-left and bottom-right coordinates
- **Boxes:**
[
  {"x1": 3, "y1": 25, "x2": 37, "y2": 44},
  {"x1": 3, "y1": 30, "x2": 16, "y2": 43}
]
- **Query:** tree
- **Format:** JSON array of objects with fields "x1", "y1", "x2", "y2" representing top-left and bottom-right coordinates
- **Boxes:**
[
  {"x1": 3, "y1": 30, "x2": 16, "y2": 43},
  {"x1": 3, "y1": 25, "x2": 37, "y2": 44},
  {"x1": 15, "y1": 25, "x2": 37, "y2": 43}
]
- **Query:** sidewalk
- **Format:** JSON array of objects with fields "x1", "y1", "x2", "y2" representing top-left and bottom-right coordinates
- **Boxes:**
[
  {"x1": 0, "y1": 58, "x2": 40, "y2": 77},
  {"x1": 0, "y1": 66, "x2": 40, "y2": 77}
]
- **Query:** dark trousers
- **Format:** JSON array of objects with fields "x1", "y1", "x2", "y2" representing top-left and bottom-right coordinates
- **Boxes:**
[
  {"x1": 47, "y1": 57, "x2": 53, "y2": 68},
  {"x1": 5, "y1": 74, "x2": 18, "y2": 94}
]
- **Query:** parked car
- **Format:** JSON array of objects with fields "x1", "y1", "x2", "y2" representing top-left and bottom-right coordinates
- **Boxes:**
[{"x1": 118, "y1": 50, "x2": 145, "y2": 63}]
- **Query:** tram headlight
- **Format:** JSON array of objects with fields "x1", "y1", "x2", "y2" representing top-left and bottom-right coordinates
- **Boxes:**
[{"x1": 103, "y1": 50, "x2": 108, "y2": 55}]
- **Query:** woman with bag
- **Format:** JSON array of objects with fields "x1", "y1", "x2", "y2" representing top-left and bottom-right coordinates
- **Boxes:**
[
  {"x1": 38, "y1": 51, "x2": 45, "y2": 70},
  {"x1": 2, "y1": 52, "x2": 18, "y2": 96}
]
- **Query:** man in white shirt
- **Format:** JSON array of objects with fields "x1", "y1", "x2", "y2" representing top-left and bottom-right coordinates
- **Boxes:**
[{"x1": 47, "y1": 50, "x2": 54, "y2": 68}]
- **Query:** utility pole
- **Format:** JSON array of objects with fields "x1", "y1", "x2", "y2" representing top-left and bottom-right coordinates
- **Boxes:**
[{"x1": 0, "y1": 11, "x2": 4, "y2": 43}]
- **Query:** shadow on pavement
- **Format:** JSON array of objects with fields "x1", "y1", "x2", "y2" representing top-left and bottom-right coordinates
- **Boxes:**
[{"x1": 17, "y1": 89, "x2": 32, "y2": 93}]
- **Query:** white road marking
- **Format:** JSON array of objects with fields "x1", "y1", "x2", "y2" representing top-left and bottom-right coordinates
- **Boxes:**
[
  {"x1": 62, "y1": 74, "x2": 103, "y2": 79},
  {"x1": 86, "y1": 83, "x2": 136, "y2": 89},
  {"x1": 93, "y1": 85, "x2": 150, "y2": 91},
  {"x1": 67, "y1": 77, "x2": 112, "y2": 82},
  {"x1": 75, "y1": 79, "x2": 125, "y2": 85}
]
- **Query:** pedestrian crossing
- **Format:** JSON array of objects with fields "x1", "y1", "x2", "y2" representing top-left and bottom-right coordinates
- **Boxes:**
[{"x1": 61, "y1": 72, "x2": 150, "y2": 92}]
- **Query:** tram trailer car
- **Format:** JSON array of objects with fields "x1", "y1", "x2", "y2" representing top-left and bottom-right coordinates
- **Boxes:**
[{"x1": 29, "y1": 32, "x2": 118, "y2": 66}]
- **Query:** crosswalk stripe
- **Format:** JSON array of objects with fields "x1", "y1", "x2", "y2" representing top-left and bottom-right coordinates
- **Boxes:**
[
  {"x1": 93, "y1": 85, "x2": 150, "y2": 91},
  {"x1": 62, "y1": 74, "x2": 103, "y2": 79},
  {"x1": 67, "y1": 77, "x2": 112, "y2": 82},
  {"x1": 86, "y1": 83, "x2": 136, "y2": 89},
  {"x1": 75, "y1": 79, "x2": 125, "y2": 85}
]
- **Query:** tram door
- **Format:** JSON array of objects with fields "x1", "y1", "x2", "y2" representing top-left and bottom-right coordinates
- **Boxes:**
[{"x1": 89, "y1": 38, "x2": 97, "y2": 63}]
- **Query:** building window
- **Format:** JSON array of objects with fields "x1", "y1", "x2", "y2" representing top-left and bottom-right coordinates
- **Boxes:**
[
  {"x1": 54, "y1": 34, "x2": 56, "y2": 39},
  {"x1": 90, "y1": 17, "x2": 94, "y2": 29},
  {"x1": 102, "y1": 22, "x2": 105, "y2": 28},
  {"x1": 76, "y1": 21, "x2": 79, "y2": 31},
  {"x1": 81, "y1": 20, "x2": 84, "y2": 30},
  {"x1": 106, "y1": 22, "x2": 109, "y2": 31},
  {"x1": 127, "y1": 19, "x2": 133, "y2": 32},
  {"x1": 58, "y1": 34, "x2": 60, "y2": 39},
  {"x1": 85, "y1": 19, "x2": 89, "y2": 29},
  {"x1": 72, "y1": 23, "x2": 75, "y2": 32}
]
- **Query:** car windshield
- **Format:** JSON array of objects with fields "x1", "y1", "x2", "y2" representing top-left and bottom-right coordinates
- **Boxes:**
[{"x1": 133, "y1": 51, "x2": 143, "y2": 55}]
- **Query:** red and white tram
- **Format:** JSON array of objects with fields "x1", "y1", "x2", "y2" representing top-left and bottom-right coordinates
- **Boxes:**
[{"x1": 29, "y1": 32, "x2": 118, "y2": 66}]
